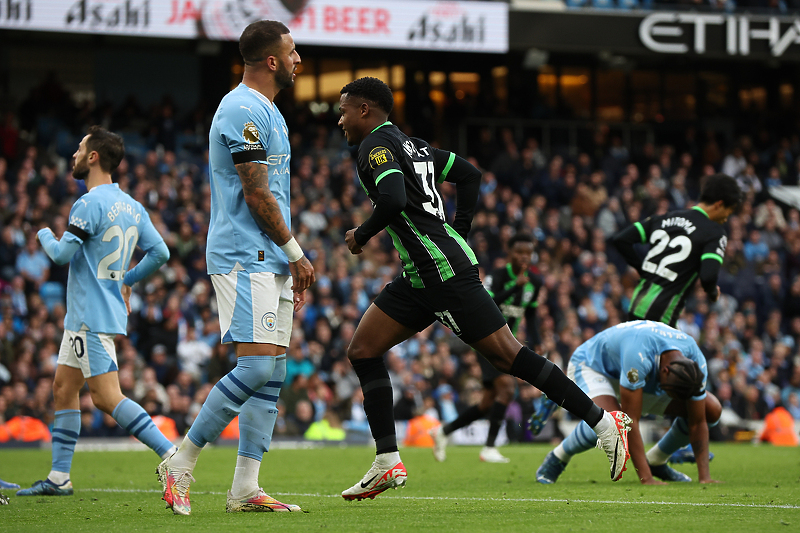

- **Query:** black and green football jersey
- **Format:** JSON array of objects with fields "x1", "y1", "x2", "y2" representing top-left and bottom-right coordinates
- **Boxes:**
[
  {"x1": 355, "y1": 122, "x2": 477, "y2": 288},
  {"x1": 616, "y1": 206, "x2": 727, "y2": 327},
  {"x1": 483, "y1": 263, "x2": 543, "y2": 345}
]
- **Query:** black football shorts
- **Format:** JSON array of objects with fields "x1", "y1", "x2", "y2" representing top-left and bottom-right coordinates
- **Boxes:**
[{"x1": 374, "y1": 266, "x2": 507, "y2": 345}]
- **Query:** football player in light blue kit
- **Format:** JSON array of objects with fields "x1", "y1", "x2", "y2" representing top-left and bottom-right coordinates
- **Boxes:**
[
  {"x1": 158, "y1": 20, "x2": 314, "y2": 516},
  {"x1": 535, "y1": 320, "x2": 722, "y2": 485},
  {"x1": 17, "y1": 126, "x2": 176, "y2": 497}
]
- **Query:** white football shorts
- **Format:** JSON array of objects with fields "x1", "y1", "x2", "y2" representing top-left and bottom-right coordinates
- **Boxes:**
[
  {"x1": 567, "y1": 361, "x2": 673, "y2": 416},
  {"x1": 211, "y1": 270, "x2": 293, "y2": 346},
  {"x1": 58, "y1": 326, "x2": 118, "y2": 379}
]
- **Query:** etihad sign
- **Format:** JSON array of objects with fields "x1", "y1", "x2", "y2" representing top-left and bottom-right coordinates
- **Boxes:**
[{"x1": 640, "y1": 12, "x2": 800, "y2": 57}]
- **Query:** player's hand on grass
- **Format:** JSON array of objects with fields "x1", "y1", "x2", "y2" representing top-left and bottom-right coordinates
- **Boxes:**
[
  {"x1": 700, "y1": 478, "x2": 722, "y2": 484},
  {"x1": 345, "y1": 228, "x2": 363, "y2": 255},
  {"x1": 293, "y1": 290, "x2": 306, "y2": 312},
  {"x1": 640, "y1": 477, "x2": 668, "y2": 485},
  {"x1": 121, "y1": 284, "x2": 132, "y2": 315},
  {"x1": 289, "y1": 255, "x2": 315, "y2": 292}
]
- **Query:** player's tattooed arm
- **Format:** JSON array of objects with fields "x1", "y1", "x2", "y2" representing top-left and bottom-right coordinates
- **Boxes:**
[{"x1": 236, "y1": 162, "x2": 293, "y2": 246}]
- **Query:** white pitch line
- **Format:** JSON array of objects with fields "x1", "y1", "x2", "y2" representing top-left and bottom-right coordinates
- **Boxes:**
[{"x1": 76, "y1": 489, "x2": 800, "y2": 510}]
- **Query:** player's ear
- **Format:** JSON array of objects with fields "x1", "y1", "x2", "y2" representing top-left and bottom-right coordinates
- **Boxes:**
[{"x1": 360, "y1": 101, "x2": 369, "y2": 118}]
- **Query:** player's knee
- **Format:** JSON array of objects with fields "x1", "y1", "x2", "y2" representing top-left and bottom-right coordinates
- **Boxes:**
[
  {"x1": 706, "y1": 393, "x2": 722, "y2": 425},
  {"x1": 52, "y1": 380, "x2": 75, "y2": 406},
  {"x1": 346, "y1": 340, "x2": 372, "y2": 361},
  {"x1": 88, "y1": 391, "x2": 116, "y2": 415}
]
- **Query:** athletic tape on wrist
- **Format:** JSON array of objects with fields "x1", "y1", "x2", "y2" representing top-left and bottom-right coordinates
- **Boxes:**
[{"x1": 280, "y1": 237, "x2": 304, "y2": 262}]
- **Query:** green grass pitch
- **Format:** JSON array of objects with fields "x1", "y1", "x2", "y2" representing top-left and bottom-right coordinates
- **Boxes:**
[{"x1": 1, "y1": 443, "x2": 798, "y2": 532}]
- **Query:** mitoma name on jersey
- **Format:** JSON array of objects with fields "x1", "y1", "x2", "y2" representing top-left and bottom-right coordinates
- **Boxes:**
[
  {"x1": 660, "y1": 216, "x2": 696, "y2": 234},
  {"x1": 107, "y1": 201, "x2": 142, "y2": 223}
]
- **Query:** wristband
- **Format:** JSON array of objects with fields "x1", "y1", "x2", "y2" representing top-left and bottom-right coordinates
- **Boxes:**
[{"x1": 280, "y1": 237, "x2": 304, "y2": 262}]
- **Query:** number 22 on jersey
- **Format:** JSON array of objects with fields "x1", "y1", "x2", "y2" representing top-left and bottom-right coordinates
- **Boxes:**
[{"x1": 641, "y1": 229, "x2": 692, "y2": 282}]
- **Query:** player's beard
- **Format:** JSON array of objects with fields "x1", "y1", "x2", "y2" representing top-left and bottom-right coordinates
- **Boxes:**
[
  {"x1": 275, "y1": 61, "x2": 295, "y2": 90},
  {"x1": 72, "y1": 154, "x2": 90, "y2": 181}
]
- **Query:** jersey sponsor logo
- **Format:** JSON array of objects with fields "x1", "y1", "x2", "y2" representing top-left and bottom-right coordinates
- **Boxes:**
[
  {"x1": 627, "y1": 368, "x2": 640, "y2": 383},
  {"x1": 243, "y1": 121, "x2": 260, "y2": 144},
  {"x1": 240, "y1": 105, "x2": 253, "y2": 112},
  {"x1": 368, "y1": 146, "x2": 394, "y2": 169},
  {"x1": 261, "y1": 312, "x2": 277, "y2": 332}
]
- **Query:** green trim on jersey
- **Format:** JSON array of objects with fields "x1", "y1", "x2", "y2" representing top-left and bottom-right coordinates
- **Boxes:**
[
  {"x1": 634, "y1": 221, "x2": 646, "y2": 243},
  {"x1": 692, "y1": 206, "x2": 710, "y2": 218},
  {"x1": 438, "y1": 152, "x2": 456, "y2": 183},
  {"x1": 371, "y1": 121, "x2": 393, "y2": 134},
  {"x1": 402, "y1": 213, "x2": 456, "y2": 282},
  {"x1": 662, "y1": 273, "x2": 698, "y2": 325},
  {"x1": 444, "y1": 223, "x2": 478, "y2": 265},
  {"x1": 701, "y1": 252, "x2": 724, "y2": 264},
  {"x1": 375, "y1": 168, "x2": 403, "y2": 185},
  {"x1": 357, "y1": 179, "x2": 369, "y2": 195},
  {"x1": 633, "y1": 282, "x2": 663, "y2": 318},
  {"x1": 385, "y1": 226, "x2": 424, "y2": 288}
]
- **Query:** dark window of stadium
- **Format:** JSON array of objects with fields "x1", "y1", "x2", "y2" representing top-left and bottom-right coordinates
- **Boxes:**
[
  {"x1": 294, "y1": 57, "x2": 316, "y2": 103},
  {"x1": 596, "y1": 70, "x2": 625, "y2": 122},
  {"x1": 559, "y1": 67, "x2": 591, "y2": 120},
  {"x1": 698, "y1": 72, "x2": 729, "y2": 116},
  {"x1": 631, "y1": 71, "x2": 660, "y2": 123},
  {"x1": 664, "y1": 74, "x2": 696, "y2": 122},
  {"x1": 739, "y1": 86, "x2": 768, "y2": 113},
  {"x1": 780, "y1": 83, "x2": 794, "y2": 110},
  {"x1": 537, "y1": 65, "x2": 558, "y2": 111},
  {"x1": 320, "y1": 59, "x2": 353, "y2": 102}
]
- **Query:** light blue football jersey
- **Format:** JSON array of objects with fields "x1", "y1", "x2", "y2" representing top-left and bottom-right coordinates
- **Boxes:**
[
  {"x1": 63, "y1": 184, "x2": 165, "y2": 334},
  {"x1": 571, "y1": 320, "x2": 708, "y2": 401},
  {"x1": 207, "y1": 83, "x2": 292, "y2": 276}
]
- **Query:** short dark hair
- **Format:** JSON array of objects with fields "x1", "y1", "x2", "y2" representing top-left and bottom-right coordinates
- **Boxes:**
[
  {"x1": 86, "y1": 126, "x2": 124, "y2": 174},
  {"x1": 340, "y1": 77, "x2": 394, "y2": 115},
  {"x1": 661, "y1": 358, "x2": 704, "y2": 400},
  {"x1": 239, "y1": 20, "x2": 290, "y2": 65},
  {"x1": 508, "y1": 233, "x2": 535, "y2": 249},
  {"x1": 699, "y1": 173, "x2": 742, "y2": 209}
]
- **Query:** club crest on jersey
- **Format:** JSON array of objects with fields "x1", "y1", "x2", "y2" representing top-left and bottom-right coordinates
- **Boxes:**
[
  {"x1": 369, "y1": 146, "x2": 394, "y2": 169},
  {"x1": 243, "y1": 122, "x2": 260, "y2": 144},
  {"x1": 261, "y1": 312, "x2": 277, "y2": 332},
  {"x1": 627, "y1": 368, "x2": 640, "y2": 383}
]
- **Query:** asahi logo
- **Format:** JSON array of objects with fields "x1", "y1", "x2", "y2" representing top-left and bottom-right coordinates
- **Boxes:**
[
  {"x1": 0, "y1": 0, "x2": 31, "y2": 23},
  {"x1": 66, "y1": 0, "x2": 150, "y2": 29},
  {"x1": 408, "y1": 4, "x2": 485, "y2": 45},
  {"x1": 640, "y1": 12, "x2": 800, "y2": 57}
]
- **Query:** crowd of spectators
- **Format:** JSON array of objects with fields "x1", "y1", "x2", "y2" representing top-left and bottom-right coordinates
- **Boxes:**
[{"x1": 1, "y1": 75, "x2": 799, "y2": 447}]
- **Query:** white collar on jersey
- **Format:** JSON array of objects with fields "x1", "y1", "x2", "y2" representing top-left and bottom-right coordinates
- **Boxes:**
[{"x1": 244, "y1": 85, "x2": 274, "y2": 110}]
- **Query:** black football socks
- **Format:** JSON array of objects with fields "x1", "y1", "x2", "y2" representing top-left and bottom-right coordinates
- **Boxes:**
[
  {"x1": 442, "y1": 404, "x2": 484, "y2": 436},
  {"x1": 486, "y1": 401, "x2": 507, "y2": 447},
  {"x1": 352, "y1": 357, "x2": 398, "y2": 455},
  {"x1": 509, "y1": 346, "x2": 603, "y2": 427}
]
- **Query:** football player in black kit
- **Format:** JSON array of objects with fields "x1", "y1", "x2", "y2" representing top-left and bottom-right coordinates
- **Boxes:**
[
  {"x1": 611, "y1": 173, "x2": 742, "y2": 328},
  {"x1": 337, "y1": 77, "x2": 632, "y2": 501},
  {"x1": 431, "y1": 233, "x2": 543, "y2": 464}
]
